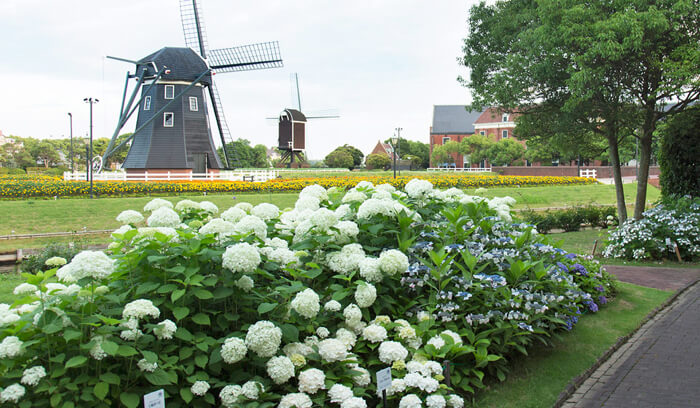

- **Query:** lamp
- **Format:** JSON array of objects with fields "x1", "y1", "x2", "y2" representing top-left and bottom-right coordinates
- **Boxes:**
[{"x1": 390, "y1": 136, "x2": 398, "y2": 179}]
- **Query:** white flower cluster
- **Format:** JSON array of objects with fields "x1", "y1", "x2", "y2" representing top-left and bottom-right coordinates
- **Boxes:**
[
  {"x1": 327, "y1": 243, "x2": 365, "y2": 275},
  {"x1": 221, "y1": 206, "x2": 247, "y2": 223},
  {"x1": 143, "y1": 198, "x2": 173, "y2": 212},
  {"x1": 266, "y1": 356, "x2": 295, "y2": 384},
  {"x1": 359, "y1": 257, "x2": 383, "y2": 282},
  {"x1": 44, "y1": 256, "x2": 67, "y2": 267},
  {"x1": 199, "y1": 218, "x2": 235, "y2": 239},
  {"x1": 137, "y1": 358, "x2": 158, "y2": 372},
  {"x1": 190, "y1": 380, "x2": 210, "y2": 396},
  {"x1": 487, "y1": 196, "x2": 516, "y2": 222},
  {"x1": 300, "y1": 184, "x2": 329, "y2": 201},
  {"x1": 405, "y1": 178, "x2": 434, "y2": 199},
  {"x1": 21, "y1": 366, "x2": 46, "y2": 387},
  {"x1": 221, "y1": 337, "x2": 247, "y2": 364},
  {"x1": 122, "y1": 299, "x2": 160, "y2": 320},
  {"x1": 199, "y1": 201, "x2": 219, "y2": 214},
  {"x1": 329, "y1": 383, "x2": 354, "y2": 403},
  {"x1": 0, "y1": 336, "x2": 23, "y2": 358},
  {"x1": 13, "y1": 283, "x2": 37, "y2": 296},
  {"x1": 378, "y1": 341, "x2": 408, "y2": 364},
  {"x1": 278, "y1": 392, "x2": 312, "y2": 408},
  {"x1": 379, "y1": 249, "x2": 409, "y2": 276},
  {"x1": 246, "y1": 321, "x2": 282, "y2": 357},
  {"x1": 154, "y1": 319, "x2": 177, "y2": 340},
  {"x1": 56, "y1": 250, "x2": 115, "y2": 282},
  {"x1": 147, "y1": 207, "x2": 181, "y2": 227},
  {"x1": 318, "y1": 338, "x2": 348, "y2": 362},
  {"x1": 354, "y1": 282, "x2": 377, "y2": 308},
  {"x1": 252, "y1": 203, "x2": 280, "y2": 220},
  {"x1": 234, "y1": 215, "x2": 268, "y2": 239},
  {"x1": 298, "y1": 368, "x2": 326, "y2": 394},
  {"x1": 116, "y1": 210, "x2": 144, "y2": 225},
  {"x1": 362, "y1": 324, "x2": 387, "y2": 343},
  {"x1": 291, "y1": 288, "x2": 321, "y2": 319},
  {"x1": 222, "y1": 242, "x2": 261, "y2": 274},
  {"x1": 310, "y1": 208, "x2": 339, "y2": 231},
  {"x1": 175, "y1": 199, "x2": 201, "y2": 213},
  {"x1": 0, "y1": 383, "x2": 25, "y2": 403}
]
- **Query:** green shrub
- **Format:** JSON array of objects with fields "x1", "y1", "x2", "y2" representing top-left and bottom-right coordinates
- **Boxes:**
[
  {"x1": 659, "y1": 105, "x2": 700, "y2": 198},
  {"x1": 21, "y1": 242, "x2": 82, "y2": 273},
  {"x1": 520, "y1": 206, "x2": 618, "y2": 233},
  {"x1": 0, "y1": 167, "x2": 26, "y2": 175}
]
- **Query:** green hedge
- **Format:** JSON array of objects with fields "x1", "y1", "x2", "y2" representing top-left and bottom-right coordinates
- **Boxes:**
[{"x1": 520, "y1": 205, "x2": 618, "y2": 233}]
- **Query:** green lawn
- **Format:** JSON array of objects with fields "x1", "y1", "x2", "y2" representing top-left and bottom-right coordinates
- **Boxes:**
[
  {"x1": 0, "y1": 269, "x2": 23, "y2": 304},
  {"x1": 472, "y1": 282, "x2": 672, "y2": 408}
]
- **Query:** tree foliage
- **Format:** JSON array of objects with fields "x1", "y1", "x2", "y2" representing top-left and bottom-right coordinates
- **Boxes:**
[
  {"x1": 324, "y1": 149, "x2": 354, "y2": 169},
  {"x1": 217, "y1": 139, "x2": 269, "y2": 168},
  {"x1": 658, "y1": 106, "x2": 700, "y2": 198},
  {"x1": 487, "y1": 139, "x2": 526, "y2": 166},
  {"x1": 383, "y1": 138, "x2": 430, "y2": 169},
  {"x1": 365, "y1": 153, "x2": 391, "y2": 170}
]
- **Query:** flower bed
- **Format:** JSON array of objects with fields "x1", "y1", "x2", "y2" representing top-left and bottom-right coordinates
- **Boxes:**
[
  {"x1": 0, "y1": 180, "x2": 614, "y2": 407},
  {"x1": 0, "y1": 174, "x2": 595, "y2": 199}
]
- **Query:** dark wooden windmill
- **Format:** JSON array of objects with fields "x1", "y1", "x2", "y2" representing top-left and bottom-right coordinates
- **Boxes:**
[
  {"x1": 274, "y1": 73, "x2": 338, "y2": 167},
  {"x1": 100, "y1": 0, "x2": 283, "y2": 174}
]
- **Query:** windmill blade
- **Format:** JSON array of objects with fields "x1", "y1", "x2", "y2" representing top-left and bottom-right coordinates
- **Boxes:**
[
  {"x1": 207, "y1": 42, "x2": 283, "y2": 73},
  {"x1": 106, "y1": 55, "x2": 139, "y2": 64},
  {"x1": 291, "y1": 73, "x2": 301, "y2": 111},
  {"x1": 179, "y1": 0, "x2": 209, "y2": 58},
  {"x1": 206, "y1": 78, "x2": 240, "y2": 168}
]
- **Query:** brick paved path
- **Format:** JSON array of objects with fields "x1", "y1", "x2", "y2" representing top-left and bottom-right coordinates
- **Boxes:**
[{"x1": 562, "y1": 267, "x2": 700, "y2": 408}]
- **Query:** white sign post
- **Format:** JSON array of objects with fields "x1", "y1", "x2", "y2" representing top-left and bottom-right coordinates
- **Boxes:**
[
  {"x1": 143, "y1": 389, "x2": 165, "y2": 408},
  {"x1": 376, "y1": 367, "x2": 392, "y2": 408}
]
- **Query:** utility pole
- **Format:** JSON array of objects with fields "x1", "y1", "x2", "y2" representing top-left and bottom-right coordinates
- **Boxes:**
[
  {"x1": 390, "y1": 133, "x2": 398, "y2": 179},
  {"x1": 68, "y1": 112, "x2": 73, "y2": 173},
  {"x1": 84, "y1": 98, "x2": 99, "y2": 199},
  {"x1": 395, "y1": 127, "x2": 403, "y2": 176}
]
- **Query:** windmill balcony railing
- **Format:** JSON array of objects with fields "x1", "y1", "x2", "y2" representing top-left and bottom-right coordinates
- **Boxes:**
[{"x1": 63, "y1": 170, "x2": 279, "y2": 183}]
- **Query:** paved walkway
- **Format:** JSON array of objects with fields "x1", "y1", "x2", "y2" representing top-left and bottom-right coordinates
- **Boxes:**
[{"x1": 562, "y1": 265, "x2": 700, "y2": 407}]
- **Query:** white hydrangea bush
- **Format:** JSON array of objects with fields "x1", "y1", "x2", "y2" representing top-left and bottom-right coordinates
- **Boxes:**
[{"x1": 0, "y1": 179, "x2": 615, "y2": 407}]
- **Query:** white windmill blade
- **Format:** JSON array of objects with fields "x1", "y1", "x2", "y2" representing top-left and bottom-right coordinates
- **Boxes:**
[{"x1": 179, "y1": 0, "x2": 210, "y2": 58}]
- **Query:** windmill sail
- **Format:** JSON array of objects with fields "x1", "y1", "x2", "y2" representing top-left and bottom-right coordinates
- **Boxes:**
[
  {"x1": 207, "y1": 42, "x2": 283, "y2": 72},
  {"x1": 179, "y1": 0, "x2": 209, "y2": 58},
  {"x1": 207, "y1": 80, "x2": 240, "y2": 168}
]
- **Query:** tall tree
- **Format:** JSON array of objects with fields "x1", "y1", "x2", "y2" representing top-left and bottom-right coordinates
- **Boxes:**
[{"x1": 460, "y1": 0, "x2": 699, "y2": 221}]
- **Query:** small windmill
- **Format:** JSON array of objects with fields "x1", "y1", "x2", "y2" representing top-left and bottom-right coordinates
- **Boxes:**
[
  {"x1": 272, "y1": 73, "x2": 339, "y2": 167},
  {"x1": 100, "y1": 0, "x2": 283, "y2": 173}
]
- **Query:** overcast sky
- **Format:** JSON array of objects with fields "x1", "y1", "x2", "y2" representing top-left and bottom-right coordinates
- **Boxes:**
[{"x1": 0, "y1": 0, "x2": 477, "y2": 160}]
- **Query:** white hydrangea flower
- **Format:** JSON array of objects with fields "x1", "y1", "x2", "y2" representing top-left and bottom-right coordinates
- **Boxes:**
[
  {"x1": 399, "y1": 394, "x2": 423, "y2": 408},
  {"x1": 221, "y1": 337, "x2": 247, "y2": 364},
  {"x1": 372, "y1": 190, "x2": 393, "y2": 200},
  {"x1": 119, "y1": 318, "x2": 143, "y2": 341},
  {"x1": 0, "y1": 336, "x2": 23, "y2": 358},
  {"x1": 20, "y1": 366, "x2": 46, "y2": 387},
  {"x1": 327, "y1": 243, "x2": 365, "y2": 275},
  {"x1": 318, "y1": 338, "x2": 348, "y2": 362},
  {"x1": 191, "y1": 380, "x2": 210, "y2": 396},
  {"x1": 298, "y1": 368, "x2": 326, "y2": 394},
  {"x1": 355, "y1": 181, "x2": 374, "y2": 189},
  {"x1": 116, "y1": 210, "x2": 144, "y2": 225},
  {"x1": 379, "y1": 249, "x2": 409, "y2": 276},
  {"x1": 266, "y1": 356, "x2": 295, "y2": 384},
  {"x1": 44, "y1": 256, "x2": 67, "y2": 266},
  {"x1": 343, "y1": 304, "x2": 362, "y2": 325},
  {"x1": 426, "y1": 395, "x2": 446, "y2": 408},
  {"x1": 137, "y1": 358, "x2": 158, "y2": 372},
  {"x1": 246, "y1": 321, "x2": 282, "y2": 358},
  {"x1": 123, "y1": 299, "x2": 160, "y2": 320},
  {"x1": 251, "y1": 203, "x2": 280, "y2": 220},
  {"x1": 278, "y1": 392, "x2": 312, "y2": 408},
  {"x1": 219, "y1": 385, "x2": 242, "y2": 407},
  {"x1": 341, "y1": 396, "x2": 368, "y2": 408},
  {"x1": 235, "y1": 275, "x2": 255, "y2": 292},
  {"x1": 56, "y1": 251, "x2": 115, "y2": 283},
  {"x1": 427, "y1": 336, "x2": 445, "y2": 349},
  {"x1": 350, "y1": 365, "x2": 371, "y2": 387},
  {"x1": 268, "y1": 247, "x2": 298, "y2": 266},
  {"x1": 13, "y1": 283, "x2": 37, "y2": 296},
  {"x1": 144, "y1": 198, "x2": 173, "y2": 212},
  {"x1": 241, "y1": 381, "x2": 263, "y2": 400},
  {"x1": 376, "y1": 183, "x2": 396, "y2": 193},
  {"x1": 222, "y1": 243, "x2": 262, "y2": 274},
  {"x1": 324, "y1": 300, "x2": 342, "y2": 312},
  {"x1": 355, "y1": 282, "x2": 377, "y2": 308},
  {"x1": 335, "y1": 204, "x2": 353, "y2": 219},
  {"x1": 342, "y1": 190, "x2": 367, "y2": 204},
  {"x1": 358, "y1": 257, "x2": 383, "y2": 282},
  {"x1": 174, "y1": 199, "x2": 201, "y2": 213},
  {"x1": 377, "y1": 378, "x2": 406, "y2": 397},
  {"x1": 357, "y1": 198, "x2": 396, "y2": 219},
  {"x1": 147, "y1": 207, "x2": 181, "y2": 227},
  {"x1": 89, "y1": 335, "x2": 107, "y2": 360},
  {"x1": 300, "y1": 184, "x2": 329, "y2": 201},
  {"x1": 378, "y1": 341, "x2": 408, "y2": 364},
  {"x1": 291, "y1": 288, "x2": 321, "y2": 319},
  {"x1": 405, "y1": 178, "x2": 434, "y2": 198},
  {"x1": 332, "y1": 220, "x2": 360, "y2": 244},
  {"x1": 447, "y1": 394, "x2": 465, "y2": 408},
  {"x1": 362, "y1": 324, "x2": 387, "y2": 343},
  {"x1": 404, "y1": 372, "x2": 439, "y2": 393},
  {"x1": 135, "y1": 227, "x2": 178, "y2": 241},
  {"x1": 153, "y1": 319, "x2": 177, "y2": 340},
  {"x1": 316, "y1": 327, "x2": 330, "y2": 338},
  {"x1": 310, "y1": 208, "x2": 338, "y2": 232},
  {"x1": 221, "y1": 206, "x2": 247, "y2": 223},
  {"x1": 295, "y1": 195, "x2": 321, "y2": 212},
  {"x1": 336, "y1": 328, "x2": 357, "y2": 350},
  {"x1": 0, "y1": 383, "x2": 25, "y2": 404},
  {"x1": 199, "y1": 218, "x2": 235, "y2": 238},
  {"x1": 199, "y1": 201, "x2": 219, "y2": 214},
  {"x1": 234, "y1": 215, "x2": 268, "y2": 239},
  {"x1": 111, "y1": 224, "x2": 133, "y2": 239},
  {"x1": 283, "y1": 342, "x2": 313, "y2": 357},
  {"x1": 234, "y1": 202, "x2": 253, "y2": 212},
  {"x1": 329, "y1": 383, "x2": 354, "y2": 403}
]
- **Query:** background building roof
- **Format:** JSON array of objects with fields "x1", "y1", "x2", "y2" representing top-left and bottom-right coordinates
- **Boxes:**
[{"x1": 431, "y1": 105, "x2": 483, "y2": 134}]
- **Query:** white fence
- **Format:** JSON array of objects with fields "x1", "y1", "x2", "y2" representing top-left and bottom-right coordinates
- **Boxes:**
[
  {"x1": 240, "y1": 168, "x2": 350, "y2": 173},
  {"x1": 427, "y1": 167, "x2": 492, "y2": 172},
  {"x1": 63, "y1": 170, "x2": 279, "y2": 183},
  {"x1": 579, "y1": 169, "x2": 597, "y2": 178}
]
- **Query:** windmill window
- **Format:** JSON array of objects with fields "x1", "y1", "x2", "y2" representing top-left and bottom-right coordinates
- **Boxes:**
[
  {"x1": 164, "y1": 112, "x2": 174, "y2": 127},
  {"x1": 442, "y1": 136, "x2": 450, "y2": 144},
  {"x1": 189, "y1": 97, "x2": 198, "y2": 111},
  {"x1": 164, "y1": 85, "x2": 174, "y2": 100},
  {"x1": 144, "y1": 96, "x2": 151, "y2": 111},
  {"x1": 502, "y1": 130, "x2": 509, "y2": 138}
]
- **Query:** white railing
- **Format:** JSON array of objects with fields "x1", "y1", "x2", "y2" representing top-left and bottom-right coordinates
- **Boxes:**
[
  {"x1": 427, "y1": 167, "x2": 492, "y2": 172},
  {"x1": 579, "y1": 169, "x2": 597, "y2": 178},
  {"x1": 63, "y1": 170, "x2": 279, "y2": 183}
]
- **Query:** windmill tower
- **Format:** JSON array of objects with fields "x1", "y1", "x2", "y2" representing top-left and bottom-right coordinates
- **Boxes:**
[
  {"x1": 100, "y1": 0, "x2": 283, "y2": 174},
  {"x1": 274, "y1": 73, "x2": 338, "y2": 168}
]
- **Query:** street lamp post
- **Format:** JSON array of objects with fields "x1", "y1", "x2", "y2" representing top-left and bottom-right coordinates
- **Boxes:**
[
  {"x1": 395, "y1": 127, "x2": 403, "y2": 176},
  {"x1": 68, "y1": 112, "x2": 73, "y2": 174},
  {"x1": 84, "y1": 98, "x2": 99, "y2": 199},
  {"x1": 390, "y1": 135, "x2": 398, "y2": 179}
]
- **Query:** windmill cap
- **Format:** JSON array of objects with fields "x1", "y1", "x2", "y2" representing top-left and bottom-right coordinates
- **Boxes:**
[
  {"x1": 280, "y1": 109, "x2": 306, "y2": 122},
  {"x1": 137, "y1": 47, "x2": 211, "y2": 84}
]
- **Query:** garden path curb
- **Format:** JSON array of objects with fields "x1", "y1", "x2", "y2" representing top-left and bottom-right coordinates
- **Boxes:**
[{"x1": 551, "y1": 277, "x2": 700, "y2": 408}]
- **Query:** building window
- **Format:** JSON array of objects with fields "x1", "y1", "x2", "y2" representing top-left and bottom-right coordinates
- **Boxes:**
[
  {"x1": 189, "y1": 97, "x2": 198, "y2": 111},
  {"x1": 144, "y1": 96, "x2": 151, "y2": 111},
  {"x1": 502, "y1": 130, "x2": 509, "y2": 138},
  {"x1": 442, "y1": 136, "x2": 450, "y2": 144},
  {"x1": 164, "y1": 112, "x2": 174, "y2": 127},
  {"x1": 502, "y1": 114, "x2": 509, "y2": 122},
  {"x1": 480, "y1": 130, "x2": 485, "y2": 136},
  {"x1": 164, "y1": 85, "x2": 174, "y2": 100}
]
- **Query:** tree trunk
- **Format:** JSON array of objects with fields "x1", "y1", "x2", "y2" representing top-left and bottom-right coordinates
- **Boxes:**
[
  {"x1": 606, "y1": 130, "x2": 628, "y2": 223},
  {"x1": 634, "y1": 126, "x2": 654, "y2": 219}
]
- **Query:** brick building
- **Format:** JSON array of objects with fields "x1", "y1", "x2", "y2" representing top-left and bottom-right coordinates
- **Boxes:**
[{"x1": 429, "y1": 105, "x2": 518, "y2": 168}]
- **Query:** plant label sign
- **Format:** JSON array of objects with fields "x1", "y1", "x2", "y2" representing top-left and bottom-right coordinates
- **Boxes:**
[
  {"x1": 376, "y1": 367, "x2": 392, "y2": 392},
  {"x1": 144, "y1": 389, "x2": 165, "y2": 408}
]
